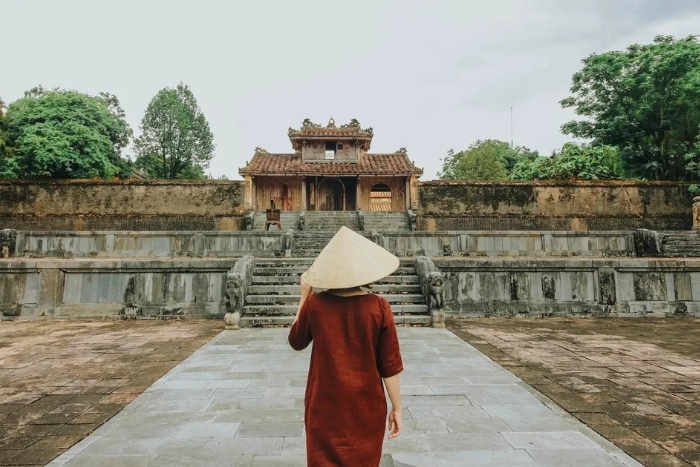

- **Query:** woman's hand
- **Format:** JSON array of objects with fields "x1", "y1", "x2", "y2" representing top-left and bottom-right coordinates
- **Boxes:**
[
  {"x1": 387, "y1": 408, "x2": 402, "y2": 439},
  {"x1": 300, "y1": 273, "x2": 312, "y2": 300}
]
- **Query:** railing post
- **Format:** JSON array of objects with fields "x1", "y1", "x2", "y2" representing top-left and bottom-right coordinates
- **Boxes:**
[
  {"x1": 693, "y1": 196, "x2": 700, "y2": 230},
  {"x1": 224, "y1": 255, "x2": 255, "y2": 330},
  {"x1": 415, "y1": 256, "x2": 445, "y2": 328}
]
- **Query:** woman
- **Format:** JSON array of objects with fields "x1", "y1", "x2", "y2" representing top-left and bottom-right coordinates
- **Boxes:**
[{"x1": 288, "y1": 226, "x2": 404, "y2": 467}]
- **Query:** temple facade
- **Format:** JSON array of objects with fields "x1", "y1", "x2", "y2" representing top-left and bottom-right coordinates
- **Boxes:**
[{"x1": 239, "y1": 119, "x2": 423, "y2": 211}]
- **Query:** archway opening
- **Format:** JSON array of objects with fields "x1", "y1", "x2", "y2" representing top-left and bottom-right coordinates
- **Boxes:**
[
  {"x1": 269, "y1": 183, "x2": 292, "y2": 211},
  {"x1": 370, "y1": 183, "x2": 392, "y2": 211},
  {"x1": 318, "y1": 178, "x2": 345, "y2": 211}
]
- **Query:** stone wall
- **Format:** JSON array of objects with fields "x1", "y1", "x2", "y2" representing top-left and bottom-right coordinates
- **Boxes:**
[
  {"x1": 0, "y1": 180, "x2": 246, "y2": 231},
  {"x1": 10, "y1": 230, "x2": 633, "y2": 259},
  {"x1": 3, "y1": 257, "x2": 699, "y2": 320},
  {"x1": 434, "y1": 257, "x2": 700, "y2": 317},
  {"x1": 0, "y1": 259, "x2": 231, "y2": 319},
  {"x1": 418, "y1": 181, "x2": 694, "y2": 231}
]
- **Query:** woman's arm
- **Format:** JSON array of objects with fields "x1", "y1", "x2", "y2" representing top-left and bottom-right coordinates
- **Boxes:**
[
  {"x1": 383, "y1": 374, "x2": 402, "y2": 439},
  {"x1": 292, "y1": 273, "x2": 312, "y2": 325}
]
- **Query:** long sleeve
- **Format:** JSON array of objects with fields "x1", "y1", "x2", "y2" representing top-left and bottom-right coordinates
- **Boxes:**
[
  {"x1": 376, "y1": 298, "x2": 403, "y2": 378},
  {"x1": 288, "y1": 296, "x2": 312, "y2": 350}
]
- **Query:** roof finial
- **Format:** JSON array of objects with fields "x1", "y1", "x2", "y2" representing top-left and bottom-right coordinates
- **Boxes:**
[{"x1": 327, "y1": 117, "x2": 336, "y2": 128}]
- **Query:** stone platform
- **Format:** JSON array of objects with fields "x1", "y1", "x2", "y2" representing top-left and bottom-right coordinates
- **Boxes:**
[{"x1": 48, "y1": 328, "x2": 640, "y2": 467}]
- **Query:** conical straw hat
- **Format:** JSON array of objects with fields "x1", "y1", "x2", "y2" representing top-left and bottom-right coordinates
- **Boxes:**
[{"x1": 304, "y1": 226, "x2": 400, "y2": 289}]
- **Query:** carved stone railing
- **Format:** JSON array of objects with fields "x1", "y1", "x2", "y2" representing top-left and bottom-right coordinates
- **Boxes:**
[
  {"x1": 407, "y1": 210, "x2": 417, "y2": 232},
  {"x1": 694, "y1": 196, "x2": 700, "y2": 230},
  {"x1": 633, "y1": 229, "x2": 663, "y2": 257},
  {"x1": 282, "y1": 229, "x2": 294, "y2": 257},
  {"x1": 370, "y1": 229, "x2": 383, "y2": 246},
  {"x1": 298, "y1": 211, "x2": 306, "y2": 231},
  {"x1": 244, "y1": 211, "x2": 255, "y2": 231},
  {"x1": 357, "y1": 210, "x2": 365, "y2": 231},
  {"x1": 415, "y1": 256, "x2": 445, "y2": 328},
  {"x1": 1, "y1": 229, "x2": 17, "y2": 258},
  {"x1": 224, "y1": 255, "x2": 255, "y2": 330}
]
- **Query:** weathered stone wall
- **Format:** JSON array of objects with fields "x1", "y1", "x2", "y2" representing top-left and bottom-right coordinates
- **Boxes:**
[
  {"x1": 3, "y1": 257, "x2": 699, "y2": 319},
  {"x1": 15, "y1": 231, "x2": 283, "y2": 258},
  {"x1": 11, "y1": 230, "x2": 633, "y2": 259},
  {"x1": 0, "y1": 259, "x2": 231, "y2": 319},
  {"x1": 434, "y1": 258, "x2": 700, "y2": 318},
  {"x1": 0, "y1": 180, "x2": 246, "y2": 231},
  {"x1": 418, "y1": 181, "x2": 694, "y2": 231}
]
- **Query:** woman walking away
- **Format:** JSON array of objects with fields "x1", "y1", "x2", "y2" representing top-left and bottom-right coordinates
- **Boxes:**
[{"x1": 288, "y1": 226, "x2": 404, "y2": 467}]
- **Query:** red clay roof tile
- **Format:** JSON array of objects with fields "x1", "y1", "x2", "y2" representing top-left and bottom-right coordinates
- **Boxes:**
[{"x1": 240, "y1": 153, "x2": 423, "y2": 176}]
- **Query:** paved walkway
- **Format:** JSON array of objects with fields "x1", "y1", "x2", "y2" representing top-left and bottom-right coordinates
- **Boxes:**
[{"x1": 48, "y1": 328, "x2": 641, "y2": 467}]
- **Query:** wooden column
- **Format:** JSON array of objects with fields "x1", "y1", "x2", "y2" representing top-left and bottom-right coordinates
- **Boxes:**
[{"x1": 301, "y1": 177, "x2": 307, "y2": 210}]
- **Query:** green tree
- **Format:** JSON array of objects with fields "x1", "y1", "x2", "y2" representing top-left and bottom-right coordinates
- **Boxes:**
[
  {"x1": 0, "y1": 88, "x2": 132, "y2": 179},
  {"x1": 438, "y1": 140, "x2": 538, "y2": 180},
  {"x1": 0, "y1": 96, "x2": 16, "y2": 178},
  {"x1": 510, "y1": 143, "x2": 623, "y2": 181},
  {"x1": 134, "y1": 83, "x2": 215, "y2": 179},
  {"x1": 561, "y1": 35, "x2": 700, "y2": 181}
]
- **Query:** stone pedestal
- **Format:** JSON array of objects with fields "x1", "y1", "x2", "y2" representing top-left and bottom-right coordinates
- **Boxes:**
[{"x1": 694, "y1": 197, "x2": 700, "y2": 230}]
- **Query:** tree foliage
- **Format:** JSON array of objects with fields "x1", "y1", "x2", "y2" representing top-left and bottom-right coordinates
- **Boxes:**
[
  {"x1": 510, "y1": 143, "x2": 624, "y2": 181},
  {"x1": 561, "y1": 35, "x2": 700, "y2": 181},
  {"x1": 438, "y1": 139, "x2": 538, "y2": 180},
  {"x1": 134, "y1": 83, "x2": 214, "y2": 179},
  {"x1": 0, "y1": 88, "x2": 132, "y2": 179}
]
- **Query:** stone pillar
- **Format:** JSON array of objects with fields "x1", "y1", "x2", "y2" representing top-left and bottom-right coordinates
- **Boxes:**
[
  {"x1": 405, "y1": 178, "x2": 411, "y2": 210},
  {"x1": 693, "y1": 196, "x2": 700, "y2": 230},
  {"x1": 301, "y1": 177, "x2": 307, "y2": 210},
  {"x1": 244, "y1": 175, "x2": 253, "y2": 210},
  {"x1": 410, "y1": 176, "x2": 419, "y2": 210}
]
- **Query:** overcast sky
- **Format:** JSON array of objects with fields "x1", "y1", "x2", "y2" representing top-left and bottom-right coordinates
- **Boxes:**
[{"x1": 3, "y1": 0, "x2": 700, "y2": 179}]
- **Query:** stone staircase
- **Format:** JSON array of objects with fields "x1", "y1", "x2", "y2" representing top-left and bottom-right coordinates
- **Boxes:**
[
  {"x1": 291, "y1": 231, "x2": 337, "y2": 257},
  {"x1": 363, "y1": 211, "x2": 410, "y2": 231},
  {"x1": 240, "y1": 258, "x2": 431, "y2": 327},
  {"x1": 661, "y1": 231, "x2": 700, "y2": 257},
  {"x1": 304, "y1": 212, "x2": 360, "y2": 231},
  {"x1": 252, "y1": 211, "x2": 300, "y2": 231}
]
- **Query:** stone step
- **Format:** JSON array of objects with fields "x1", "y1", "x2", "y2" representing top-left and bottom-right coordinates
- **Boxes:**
[
  {"x1": 240, "y1": 314, "x2": 431, "y2": 327},
  {"x1": 252, "y1": 275, "x2": 421, "y2": 285},
  {"x1": 248, "y1": 284, "x2": 421, "y2": 295},
  {"x1": 252, "y1": 266, "x2": 416, "y2": 276},
  {"x1": 242, "y1": 303, "x2": 429, "y2": 316},
  {"x1": 245, "y1": 294, "x2": 426, "y2": 305}
]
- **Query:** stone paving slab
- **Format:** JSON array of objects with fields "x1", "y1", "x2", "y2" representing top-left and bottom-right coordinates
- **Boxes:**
[
  {"x1": 449, "y1": 318, "x2": 700, "y2": 467},
  {"x1": 0, "y1": 320, "x2": 221, "y2": 466},
  {"x1": 47, "y1": 328, "x2": 640, "y2": 467}
]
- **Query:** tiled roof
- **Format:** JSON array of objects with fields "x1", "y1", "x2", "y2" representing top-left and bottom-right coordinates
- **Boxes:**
[{"x1": 240, "y1": 152, "x2": 423, "y2": 176}]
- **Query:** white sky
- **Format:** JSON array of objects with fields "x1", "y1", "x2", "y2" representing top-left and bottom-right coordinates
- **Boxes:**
[{"x1": 3, "y1": 0, "x2": 700, "y2": 179}]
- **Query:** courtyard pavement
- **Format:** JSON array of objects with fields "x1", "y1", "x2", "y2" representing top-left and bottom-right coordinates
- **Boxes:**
[{"x1": 47, "y1": 328, "x2": 640, "y2": 467}]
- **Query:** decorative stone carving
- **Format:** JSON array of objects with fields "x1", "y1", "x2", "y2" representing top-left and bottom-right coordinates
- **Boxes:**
[
  {"x1": 442, "y1": 243, "x2": 452, "y2": 256},
  {"x1": 407, "y1": 211, "x2": 417, "y2": 232},
  {"x1": 327, "y1": 117, "x2": 336, "y2": 128},
  {"x1": 298, "y1": 211, "x2": 306, "y2": 231},
  {"x1": 0, "y1": 229, "x2": 16, "y2": 258},
  {"x1": 282, "y1": 229, "x2": 294, "y2": 257},
  {"x1": 694, "y1": 196, "x2": 700, "y2": 230},
  {"x1": 394, "y1": 147, "x2": 408, "y2": 154},
  {"x1": 340, "y1": 119, "x2": 361, "y2": 129},
  {"x1": 357, "y1": 210, "x2": 365, "y2": 232},
  {"x1": 224, "y1": 255, "x2": 255, "y2": 330},
  {"x1": 302, "y1": 118, "x2": 321, "y2": 128},
  {"x1": 370, "y1": 229, "x2": 383, "y2": 246},
  {"x1": 254, "y1": 147, "x2": 268, "y2": 154},
  {"x1": 428, "y1": 271, "x2": 445, "y2": 311},
  {"x1": 415, "y1": 256, "x2": 446, "y2": 328}
]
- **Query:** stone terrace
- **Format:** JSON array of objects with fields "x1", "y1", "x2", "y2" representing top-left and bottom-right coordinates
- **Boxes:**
[{"x1": 0, "y1": 321, "x2": 221, "y2": 466}]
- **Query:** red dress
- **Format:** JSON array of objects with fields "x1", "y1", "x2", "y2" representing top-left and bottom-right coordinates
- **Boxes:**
[{"x1": 288, "y1": 292, "x2": 404, "y2": 467}]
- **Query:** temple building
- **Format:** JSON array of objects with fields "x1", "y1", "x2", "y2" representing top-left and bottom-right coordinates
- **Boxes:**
[{"x1": 239, "y1": 118, "x2": 423, "y2": 211}]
